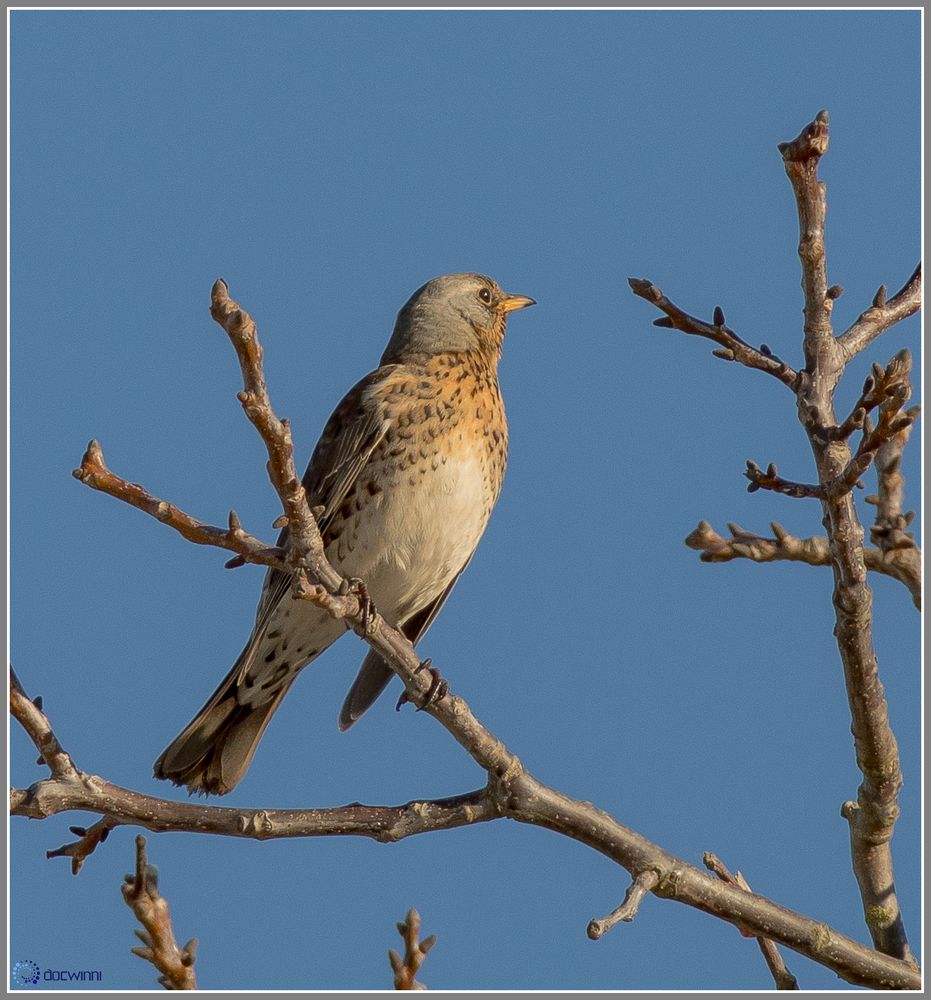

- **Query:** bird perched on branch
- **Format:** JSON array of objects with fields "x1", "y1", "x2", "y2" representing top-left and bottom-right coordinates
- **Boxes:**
[{"x1": 154, "y1": 272, "x2": 534, "y2": 794}]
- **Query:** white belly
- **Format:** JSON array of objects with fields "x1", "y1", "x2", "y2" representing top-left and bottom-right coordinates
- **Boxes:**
[{"x1": 333, "y1": 452, "x2": 489, "y2": 624}]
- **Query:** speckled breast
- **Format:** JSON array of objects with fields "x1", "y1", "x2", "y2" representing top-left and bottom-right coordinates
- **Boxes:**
[{"x1": 325, "y1": 351, "x2": 508, "y2": 626}]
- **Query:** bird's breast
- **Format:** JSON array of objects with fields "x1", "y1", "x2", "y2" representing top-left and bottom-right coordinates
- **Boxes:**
[{"x1": 327, "y1": 356, "x2": 507, "y2": 624}]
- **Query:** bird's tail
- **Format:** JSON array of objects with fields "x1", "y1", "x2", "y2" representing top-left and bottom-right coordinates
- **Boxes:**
[{"x1": 153, "y1": 653, "x2": 293, "y2": 796}]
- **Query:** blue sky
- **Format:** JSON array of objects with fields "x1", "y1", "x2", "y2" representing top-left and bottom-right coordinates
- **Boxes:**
[{"x1": 9, "y1": 8, "x2": 920, "y2": 991}]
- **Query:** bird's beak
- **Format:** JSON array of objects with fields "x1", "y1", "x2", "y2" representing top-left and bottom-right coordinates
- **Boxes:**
[{"x1": 500, "y1": 293, "x2": 536, "y2": 313}]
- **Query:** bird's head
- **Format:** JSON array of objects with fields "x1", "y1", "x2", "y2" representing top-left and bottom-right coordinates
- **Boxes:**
[{"x1": 381, "y1": 272, "x2": 535, "y2": 364}]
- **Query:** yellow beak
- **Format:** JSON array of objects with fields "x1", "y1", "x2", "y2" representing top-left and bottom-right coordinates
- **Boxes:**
[{"x1": 500, "y1": 293, "x2": 536, "y2": 313}]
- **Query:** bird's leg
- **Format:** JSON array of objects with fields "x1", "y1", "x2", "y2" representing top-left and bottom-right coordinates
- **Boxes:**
[
  {"x1": 418, "y1": 661, "x2": 449, "y2": 711},
  {"x1": 339, "y1": 577, "x2": 375, "y2": 635},
  {"x1": 395, "y1": 658, "x2": 448, "y2": 713}
]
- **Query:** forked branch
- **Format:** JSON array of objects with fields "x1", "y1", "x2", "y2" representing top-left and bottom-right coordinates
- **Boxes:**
[
  {"x1": 627, "y1": 278, "x2": 798, "y2": 387},
  {"x1": 704, "y1": 853, "x2": 798, "y2": 990},
  {"x1": 122, "y1": 835, "x2": 198, "y2": 990},
  {"x1": 10, "y1": 273, "x2": 922, "y2": 988},
  {"x1": 631, "y1": 110, "x2": 920, "y2": 966},
  {"x1": 684, "y1": 520, "x2": 919, "y2": 610},
  {"x1": 838, "y1": 264, "x2": 922, "y2": 360},
  {"x1": 389, "y1": 909, "x2": 435, "y2": 990},
  {"x1": 10, "y1": 672, "x2": 919, "y2": 989}
]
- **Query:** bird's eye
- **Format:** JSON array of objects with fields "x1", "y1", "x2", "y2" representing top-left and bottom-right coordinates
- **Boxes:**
[{"x1": 478, "y1": 288, "x2": 492, "y2": 304}]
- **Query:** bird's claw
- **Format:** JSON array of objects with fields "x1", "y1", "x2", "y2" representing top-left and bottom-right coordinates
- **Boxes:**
[
  {"x1": 395, "y1": 659, "x2": 447, "y2": 714},
  {"x1": 342, "y1": 577, "x2": 375, "y2": 634}
]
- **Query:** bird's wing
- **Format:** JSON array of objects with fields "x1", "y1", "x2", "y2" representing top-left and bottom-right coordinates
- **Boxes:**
[
  {"x1": 337, "y1": 554, "x2": 474, "y2": 730},
  {"x1": 404, "y1": 553, "x2": 474, "y2": 644},
  {"x1": 251, "y1": 367, "x2": 398, "y2": 636}
]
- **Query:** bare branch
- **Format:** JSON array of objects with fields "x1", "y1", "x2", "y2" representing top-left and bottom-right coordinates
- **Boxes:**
[
  {"x1": 53, "y1": 274, "x2": 921, "y2": 986},
  {"x1": 779, "y1": 109, "x2": 838, "y2": 373},
  {"x1": 47, "y1": 817, "x2": 121, "y2": 876},
  {"x1": 122, "y1": 835, "x2": 198, "y2": 990},
  {"x1": 627, "y1": 278, "x2": 798, "y2": 387},
  {"x1": 72, "y1": 439, "x2": 286, "y2": 571},
  {"x1": 685, "y1": 520, "x2": 919, "y2": 610},
  {"x1": 587, "y1": 870, "x2": 659, "y2": 939},
  {"x1": 627, "y1": 110, "x2": 918, "y2": 964},
  {"x1": 11, "y1": 662, "x2": 919, "y2": 988},
  {"x1": 744, "y1": 385, "x2": 918, "y2": 505},
  {"x1": 389, "y1": 909, "x2": 435, "y2": 990},
  {"x1": 12, "y1": 675, "x2": 498, "y2": 848},
  {"x1": 777, "y1": 110, "x2": 913, "y2": 962},
  {"x1": 704, "y1": 853, "x2": 799, "y2": 990},
  {"x1": 869, "y1": 426, "x2": 919, "y2": 556},
  {"x1": 838, "y1": 264, "x2": 922, "y2": 360},
  {"x1": 828, "y1": 349, "x2": 912, "y2": 441},
  {"x1": 10, "y1": 667, "x2": 78, "y2": 780},
  {"x1": 208, "y1": 278, "x2": 339, "y2": 591},
  {"x1": 743, "y1": 461, "x2": 825, "y2": 499}
]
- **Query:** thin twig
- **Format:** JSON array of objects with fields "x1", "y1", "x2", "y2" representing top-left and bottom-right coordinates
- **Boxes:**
[
  {"x1": 47, "y1": 817, "x2": 121, "y2": 876},
  {"x1": 587, "y1": 870, "x2": 659, "y2": 939},
  {"x1": 743, "y1": 461, "x2": 826, "y2": 499},
  {"x1": 838, "y1": 264, "x2": 922, "y2": 360},
  {"x1": 704, "y1": 853, "x2": 799, "y2": 990},
  {"x1": 778, "y1": 110, "x2": 837, "y2": 375},
  {"x1": 627, "y1": 278, "x2": 798, "y2": 387},
  {"x1": 827, "y1": 349, "x2": 911, "y2": 442},
  {"x1": 684, "y1": 520, "x2": 920, "y2": 610},
  {"x1": 122, "y1": 835, "x2": 198, "y2": 990},
  {"x1": 73, "y1": 440, "x2": 286, "y2": 571},
  {"x1": 389, "y1": 909, "x2": 435, "y2": 990},
  {"x1": 209, "y1": 278, "x2": 340, "y2": 592},
  {"x1": 743, "y1": 387, "x2": 918, "y2": 504},
  {"x1": 9, "y1": 667, "x2": 77, "y2": 780},
  {"x1": 868, "y1": 427, "x2": 919, "y2": 555}
]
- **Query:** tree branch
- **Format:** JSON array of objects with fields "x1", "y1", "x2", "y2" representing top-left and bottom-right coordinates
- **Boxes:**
[
  {"x1": 838, "y1": 264, "x2": 922, "y2": 360},
  {"x1": 72, "y1": 439, "x2": 286, "y2": 571},
  {"x1": 10, "y1": 656, "x2": 919, "y2": 988},
  {"x1": 47, "y1": 817, "x2": 121, "y2": 876},
  {"x1": 684, "y1": 520, "x2": 920, "y2": 610},
  {"x1": 587, "y1": 870, "x2": 659, "y2": 939},
  {"x1": 778, "y1": 110, "x2": 839, "y2": 375},
  {"x1": 12, "y1": 683, "x2": 498, "y2": 841},
  {"x1": 867, "y1": 425, "x2": 919, "y2": 559},
  {"x1": 704, "y1": 853, "x2": 799, "y2": 990},
  {"x1": 627, "y1": 278, "x2": 798, "y2": 387},
  {"x1": 742, "y1": 461, "x2": 826, "y2": 499},
  {"x1": 629, "y1": 111, "x2": 919, "y2": 967},
  {"x1": 20, "y1": 271, "x2": 914, "y2": 987},
  {"x1": 122, "y1": 835, "x2": 198, "y2": 990},
  {"x1": 742, "y1": 349, "x2": 918, "y2": 504},
  {"x1": 10, "y1": 666, "x2": 78, "y2": 781},
  {"x1": 779, "y1": 111, "x2": 916, "y2": 964},
  {"x1": 389, "y1": 909, "x2": 435, "y2": 990},
  {"x1": 208, "y1": 278, "x2": 341, "y2": 592}
]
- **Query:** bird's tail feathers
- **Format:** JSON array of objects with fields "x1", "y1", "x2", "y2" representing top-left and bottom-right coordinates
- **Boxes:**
[
  {"x1": 338, "y1": 649, "x2": 396, "y2": 731},
  {"x1": 153, "y1": 643, "x2": 292, "y2": 796}
]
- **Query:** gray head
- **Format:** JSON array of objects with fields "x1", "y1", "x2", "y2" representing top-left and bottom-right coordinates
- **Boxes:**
[{"x1": 381, "y1": 272, "x2": 535, "y2": 364}]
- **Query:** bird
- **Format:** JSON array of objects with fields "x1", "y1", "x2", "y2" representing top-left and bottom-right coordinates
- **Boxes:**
[{"x1": 153, "y1": 272, "x2": 535, "y2": 794}]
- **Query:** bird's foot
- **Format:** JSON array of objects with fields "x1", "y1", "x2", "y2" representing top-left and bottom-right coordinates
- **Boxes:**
[
  {"x1": 340, "y1": 577, "x2": 375, "y2": 634},
  {"x1": 395, "y1": 658, "x2": 448, "y2": 714}
]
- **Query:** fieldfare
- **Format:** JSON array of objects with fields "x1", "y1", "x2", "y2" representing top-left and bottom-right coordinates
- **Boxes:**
[{"x1": 154, "y1": 272, "x2": 534, "y2": 794}]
